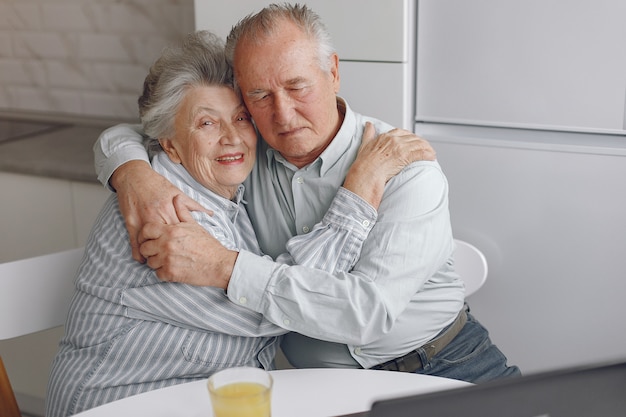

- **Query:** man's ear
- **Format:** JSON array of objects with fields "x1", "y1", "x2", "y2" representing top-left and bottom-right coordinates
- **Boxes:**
[
  {"x1": 330, "y1": 52, "x2": 340, "y2": 94},
  {"x1": 159, "y1": 138, "x2": 182, "y2": 164}
]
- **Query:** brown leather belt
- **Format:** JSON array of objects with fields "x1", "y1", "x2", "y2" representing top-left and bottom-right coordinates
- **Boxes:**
[{"x1": 370, "y1": 307, "x2": 468, "y2": 372}]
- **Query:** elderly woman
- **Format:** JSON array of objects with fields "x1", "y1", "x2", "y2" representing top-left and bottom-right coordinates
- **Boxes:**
[{"x1": 45, "y1": 31, "x2": 376, "y2": 417}]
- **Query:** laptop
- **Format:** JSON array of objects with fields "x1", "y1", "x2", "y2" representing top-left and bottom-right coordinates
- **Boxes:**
[{"x1": 345, "y1": 361, "x2": 626, "y2": 417}]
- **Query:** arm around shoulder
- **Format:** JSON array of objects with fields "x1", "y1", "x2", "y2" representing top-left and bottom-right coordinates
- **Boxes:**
[{"x1": 93, "y1": 123, "x2": 150, "y2": 189}]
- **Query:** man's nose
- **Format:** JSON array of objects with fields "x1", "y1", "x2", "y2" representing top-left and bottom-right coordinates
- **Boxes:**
[{"x1": 272, "y1": 92, "x2": 294, "y2": 124}]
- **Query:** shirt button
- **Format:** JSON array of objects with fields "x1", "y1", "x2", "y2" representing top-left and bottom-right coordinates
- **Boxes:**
[
  {"x1": 302, "y1": 226, "x2": 310, "y2": 233},
  {"x1": 238, "y1": 296, "x2": 247, "y2": 305},
  {"x1": 362, "y1": 220, "x2": 370, "y2": 228},
  {"x1": 296, "y1": 177, "x2": 304, "y2": 184},
  {"x1": 283, "y1": 319, "x2": 291, "y2": 326},
  {"x1": 354, "y1": 347, "x2": 363, "y2": 356}
]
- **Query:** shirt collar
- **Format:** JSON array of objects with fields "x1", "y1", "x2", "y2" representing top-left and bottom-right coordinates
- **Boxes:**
[{"x1": 152, "y1": 152, "x2": 245, "y2": 209}]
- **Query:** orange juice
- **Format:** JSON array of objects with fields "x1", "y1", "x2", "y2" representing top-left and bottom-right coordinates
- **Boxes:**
[{"x1": 210, "y1": 381, "x2": 271, "y2": 417}]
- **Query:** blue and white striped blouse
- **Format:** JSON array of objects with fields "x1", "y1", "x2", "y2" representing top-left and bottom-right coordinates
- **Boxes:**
[{"x1": 45, "y1": 152, "x2": 372, "y2": 417}]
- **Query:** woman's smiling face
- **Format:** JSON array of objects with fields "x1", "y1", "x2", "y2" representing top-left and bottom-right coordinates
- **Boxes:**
[{"x1": 159, "y1": 85, "x2": 257, "y2": 199}]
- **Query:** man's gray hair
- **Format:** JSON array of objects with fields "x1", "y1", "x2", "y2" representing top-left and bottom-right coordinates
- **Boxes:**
[
  {"x1": 138, "y1": 30, "x2": 233, "y2": 141},
  {"x1": 224, "y1": 3, "x2": 336, "y2": 82}
]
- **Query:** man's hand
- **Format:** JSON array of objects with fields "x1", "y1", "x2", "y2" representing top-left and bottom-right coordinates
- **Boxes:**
[
  {"x1": 111, "y1": 160, "x2": 210, "y2": 263},
  {"x1": 343, "y1": 123, "x2": 436, "y2": 209},
  {"x1": 138, "y1": 195, "x2": 237, "y2": 289}
]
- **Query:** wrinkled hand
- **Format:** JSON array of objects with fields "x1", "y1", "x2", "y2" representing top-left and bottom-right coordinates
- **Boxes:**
[
  {"x1": 357, "y1": 123, "x2": 436, "y2": 182},
  {"x1": 112, "y1": 160, "x2": 211, "y2": 263},
  {"x1": 138, "y1": 195, "x2": 237, "y2": 288},
  {"x1": 343, "y1": 123, "x2": 436, "y2": 209}
]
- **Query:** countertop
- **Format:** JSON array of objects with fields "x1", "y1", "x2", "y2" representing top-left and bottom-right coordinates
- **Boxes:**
[{"x1": 0, "y1": 111, "x2": 134, "y2": 184}]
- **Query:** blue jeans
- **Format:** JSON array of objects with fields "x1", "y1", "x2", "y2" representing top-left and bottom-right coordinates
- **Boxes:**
[{"x1": 415, "y1": 306, "x2": 521, "y2": 383}]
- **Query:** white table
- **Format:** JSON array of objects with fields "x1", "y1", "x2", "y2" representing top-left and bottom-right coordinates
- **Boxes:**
[{"x1": 72, "y1": 368, "x2": 470, "y2": 417}]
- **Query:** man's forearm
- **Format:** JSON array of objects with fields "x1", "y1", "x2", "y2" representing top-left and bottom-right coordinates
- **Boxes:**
[{"x1": 110, "y1": 160, "x2": 154, "y2": 192}]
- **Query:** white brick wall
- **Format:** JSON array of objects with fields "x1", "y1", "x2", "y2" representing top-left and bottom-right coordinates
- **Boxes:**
[{"x1": 0, "y1": 0, "x2": 195, "y2": 120}]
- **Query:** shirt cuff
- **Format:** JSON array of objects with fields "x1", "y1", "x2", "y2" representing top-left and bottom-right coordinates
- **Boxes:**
[
  {"x1": 227, "y1": 250, "x2": 278, "y2": 313},
  {"x1": 96, "y1": 148, "x2": 151, "y2": 191},
  {"x1": 93, "y1": 123, "x2": 150, "y2": 190},
  {"x1": 327, "y1": 187, "x2": 377, "y2": 235}
]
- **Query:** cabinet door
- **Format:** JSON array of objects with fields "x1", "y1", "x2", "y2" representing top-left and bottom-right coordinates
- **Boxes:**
[
  {"x1": 194, "y1": 0, "x2": 410, "y2": 62},
  {"x1": 416, "y1": 0, "x2": 626, "y2": 134},
  {"x1": 340, "y1": 61, "x2": 412, "y2": 129},
  {"x1": 71, "y1": 181, "x2": 111, "y2": 246},
  {"x1": 0, "y1": 173, "x2": 75, "y2": 262}
]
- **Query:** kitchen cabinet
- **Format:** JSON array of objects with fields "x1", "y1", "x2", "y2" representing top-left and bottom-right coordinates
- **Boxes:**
[
  {"x1": 195, "y1": 0, "x2": 410, "y2": 61},
  {"x1": 416, "y1": 0, "x2": 626, "y2": 134},
  {"x1": 0, "y1": 172, "x2": 110, "y2": 262},
  {"x1": 339, "y1": 61, "x2": 413, "y2": 130},
  {"x1": 71, "y1": 181, "x2": 111, "y2": 247},
  {"x1": 0, "y1": 173, "x2": 75, "y2": 262}
]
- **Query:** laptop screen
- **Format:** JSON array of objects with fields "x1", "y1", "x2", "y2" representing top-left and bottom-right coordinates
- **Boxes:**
[{"x1": 366, "y1": 361, "x2": 626, "y2": 417}]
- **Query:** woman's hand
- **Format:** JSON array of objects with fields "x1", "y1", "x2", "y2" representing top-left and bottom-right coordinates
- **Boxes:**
[
  {"x1": 343, "y1": 123, "x2": 436, "y2": 209},
  {"x1": 138, "y1": 195, "x2": 237, "y2": 289}
]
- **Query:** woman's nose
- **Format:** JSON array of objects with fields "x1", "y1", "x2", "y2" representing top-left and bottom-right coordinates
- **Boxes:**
[{"x1": 220, "y1": 123, "x2": 243, "y2": 145}]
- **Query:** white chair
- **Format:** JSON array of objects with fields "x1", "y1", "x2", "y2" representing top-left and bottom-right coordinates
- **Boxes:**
[
  {"x1": 453, "y1": 239, "x2": 488, "y2": 297},
  {"x1": 0, "y1": 247, "x2": 84, "y2": 417}
]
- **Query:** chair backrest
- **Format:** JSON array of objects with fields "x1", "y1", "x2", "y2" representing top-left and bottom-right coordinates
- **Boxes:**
[
  {"x1": 453, "y1": 239, "x2": 488, "y2": 297},
  {"x1": 0, "y1": 247, "x2": 84, "y2": 417}
]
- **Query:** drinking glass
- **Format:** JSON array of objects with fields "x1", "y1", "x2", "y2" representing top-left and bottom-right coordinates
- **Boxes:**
[{"x1": 208, "y1": 367, "x2": 273, "y2": 417}]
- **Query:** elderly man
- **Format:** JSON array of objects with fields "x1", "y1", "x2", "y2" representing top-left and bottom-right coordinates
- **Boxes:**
[{"x1": 94, "y1": 4, "x2": 520, "y2": 382}]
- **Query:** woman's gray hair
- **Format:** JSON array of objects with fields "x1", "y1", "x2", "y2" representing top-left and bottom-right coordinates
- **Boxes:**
[
  {"x1": 224, "y1": 3, "x2": 335, "y2": 86},
  {"x1": 139, "y1": 30, "x2": 233, "y2": 142}
]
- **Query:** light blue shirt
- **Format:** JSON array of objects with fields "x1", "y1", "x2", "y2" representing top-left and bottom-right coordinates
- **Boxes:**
[
  {"x1": 93, "y1": 98, "x2": 465, "y2": 370},
  {"x1": 231, "y1": 100, "x2": 465, "y2": 368}
]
